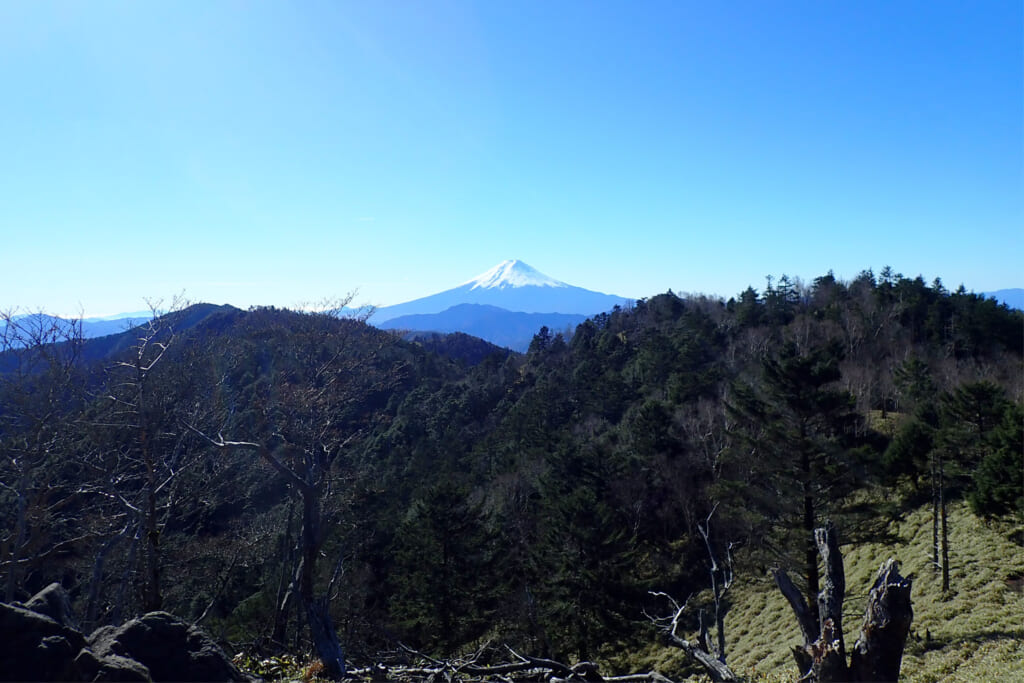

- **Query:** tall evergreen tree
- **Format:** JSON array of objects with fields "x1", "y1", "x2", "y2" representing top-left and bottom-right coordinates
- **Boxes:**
[
  {"x1": 969, "y1": 402, "x2": 1024, "y2": 518},
  {"x1": 728, "y1": 340, "x2": 864, "y2": 620},
  {"x1": 389, "y1": 482, "x2": 495, "y2": 653},
  {"x1": 537, "y1": 440, "x2": 641, "y2": 661}
]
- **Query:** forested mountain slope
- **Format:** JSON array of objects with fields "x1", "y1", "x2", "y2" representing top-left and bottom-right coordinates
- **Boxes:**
[{"x1": 0, "y1": 269, "x2": 1020, "y2": 679}]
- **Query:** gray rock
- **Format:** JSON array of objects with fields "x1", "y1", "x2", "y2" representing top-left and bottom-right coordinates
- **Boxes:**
[
  {"x1": 74, "y1": 647, "x2": 152, "y2": 682},
  {"x1": 0, "y1": 601, "x2": 86, "y2": 681},
  {"x1": 1, "y1": 588, "x2": 255, "y2": 682},
  {"x1": 23, "y1": 582, "x2": 79, "y2": 630},
  {"x1": 88, "y1": 611, "x2": 255, "y2": 682}
]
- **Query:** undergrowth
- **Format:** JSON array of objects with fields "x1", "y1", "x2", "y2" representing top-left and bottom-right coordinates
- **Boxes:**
[{"x1": 243, "y1": 502, "x2": 1023, "y2": 682}]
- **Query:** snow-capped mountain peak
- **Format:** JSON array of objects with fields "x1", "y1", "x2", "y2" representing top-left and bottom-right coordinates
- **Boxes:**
[
  {"x1": 462, "y1": 260, "x2": 568, "y2": 290},
  {"x1": 371, "y1": 259, "x2": 632, "y2": 326}
]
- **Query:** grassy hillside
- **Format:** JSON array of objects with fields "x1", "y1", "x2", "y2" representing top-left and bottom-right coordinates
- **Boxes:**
[{"x1": 629, "y1": 502, "x2": 1024, "y2": 682}]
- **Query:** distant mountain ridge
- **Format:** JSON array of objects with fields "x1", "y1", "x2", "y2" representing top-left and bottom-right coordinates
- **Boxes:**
[
  {"x1": 371, "y1": 260, "x2": 632, "y2": 350},
  {"x1": 3, "y1": 260, "x2": 628, "y2": 353},
  {"x1": 984, "y1": 288, "x2": 1023, "y2": 310},
  {"x1": 0, "y1": 304, "x2": 240, "y2": 373},
  {"x1": 372, "y1": 260, "x2": 631, "y2": 323},
  {"x1": 9, "y1": 267, "x2": 1015, "y2": 354},
  {"x1": 1, "y1": 313, "x2": 150, "y2": 344}
]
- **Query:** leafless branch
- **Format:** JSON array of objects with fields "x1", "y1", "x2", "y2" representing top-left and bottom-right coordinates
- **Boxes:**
[{"x1": 182, "y1": 423, "x2": 311, "y2": 493}]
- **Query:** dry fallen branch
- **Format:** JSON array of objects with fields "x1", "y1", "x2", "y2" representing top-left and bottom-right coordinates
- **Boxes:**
[
  {"x1": 645, "y1": 592, "x2": 741, "y2": 682},
  {"x1": 347, "y1": 644, "x2": 680, "y2": 683}
]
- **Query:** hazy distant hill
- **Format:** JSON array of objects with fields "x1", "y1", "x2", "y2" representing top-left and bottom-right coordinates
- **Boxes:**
[
  {"x1": 6, "y1": 260, "x2": 626, "y2": 352},
  {"x1": 379, "y1": 303, "x2": 587, "y2": 352},
  {"x1": 0, "y1": 313, "x2": 148, "y2": 343},
  {"x1": 400, "y1": 331, "x2": 512, "y2": 366},
  {"x1": 0, "y1": 304, "x2": 240, "y2": 373},
  {"x1": 984, "y1": 288, "x2": 1024, "y2": 310}
]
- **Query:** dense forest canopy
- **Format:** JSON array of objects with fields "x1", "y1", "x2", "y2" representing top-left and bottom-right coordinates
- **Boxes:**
[{"x1": 0, "y1": 269, "x2": 1021, "y2": 675}]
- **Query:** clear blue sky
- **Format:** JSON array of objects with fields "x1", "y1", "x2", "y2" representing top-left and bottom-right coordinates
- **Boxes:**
[{"x1": 2, "y1": 1, "x2": 1021, "y2": 317}]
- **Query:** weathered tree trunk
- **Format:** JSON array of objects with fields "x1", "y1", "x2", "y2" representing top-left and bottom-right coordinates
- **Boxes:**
[
  {"x1": 815, "y1": 525, "x2": 846, "y2": 665},
  {"x1": 848, "y1": 559, "x2": 914, "y2": 682},
  {"x1": 654, "y1": 504, "x2": 739, "y2": 680},
  {"x1": 662, "y1": 632, "x2": 740, "y2": 682},
  {"x1": 299, "y1": 487, "x2": 345, "y2": 679},
  {"x1": 192, "y1": 432, "x2": 351, "y2": 676},
  {"x1": 4, "y1": 485, "x2": 28, "y2": 603},
  {"x1": 811, "y1": 523, "x2": 848, "y2": 681},
  {"x1": 939, "y1": 456, "x2": 949, "y2": 593},
  {"x1": 650, "y1": 589, "x2": 741, "y2": 682},
  {"x1": 775, "y1": 523, "x2": 913, "y2": 682},
  {"x1": 305, "y1": 597, "x2": 346, "y2": 679},
  {"x1": 85, "y1": 531, "x2": 125, "y2": 628},
  {"x1": 142, "y1": 481, "x2": 163, "y2": 612},
  {"x1": 931, "y1": 454, "x2": 940, "y2": 572}
]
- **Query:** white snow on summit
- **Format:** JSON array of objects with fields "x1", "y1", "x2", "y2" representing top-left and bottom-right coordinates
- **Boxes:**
[{"x1": 462, "y1": 260, "x2": 568, "y2": 290}]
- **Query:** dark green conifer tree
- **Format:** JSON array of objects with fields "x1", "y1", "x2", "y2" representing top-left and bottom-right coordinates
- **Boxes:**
[
  {"x1": 969, "y1": 402, "x2": 1023, "y2": 518},
  {"x1": 389, "y1": 482, "x2": 495, "y2": 653},
  {"x1": 728, "y1": 340, "x2": 864, "y2": 620},
  {"x1": 536, "y1": 440, "x2": 640, "y2": 661}
]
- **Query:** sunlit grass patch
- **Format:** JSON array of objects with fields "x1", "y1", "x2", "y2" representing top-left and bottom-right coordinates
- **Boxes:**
[
  {"x1": 867, "y1": 409, "x2": 907, "y2": 437},
  {"x1": 647, "y1": 501, "x2": 1024, "y2": 681}
]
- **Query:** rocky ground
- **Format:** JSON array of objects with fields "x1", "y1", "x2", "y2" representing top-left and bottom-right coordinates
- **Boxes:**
[{"x1": 0, "y1": 583, "x2": 257, "y2": 682}]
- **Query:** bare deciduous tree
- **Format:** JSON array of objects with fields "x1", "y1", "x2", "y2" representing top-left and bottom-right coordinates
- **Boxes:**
[
  {"x1": 82, "y1": 298, "x2": 200, "y2": 618},
  {"x1": 189, "y1": 299, "x2": 401, "y2": 679},
  {"x1": 647, "y1": 504, "x2": 739, "y2": 682},
  {"x1": 0, "y1": 309, "x2": 86, "y2": 602}
]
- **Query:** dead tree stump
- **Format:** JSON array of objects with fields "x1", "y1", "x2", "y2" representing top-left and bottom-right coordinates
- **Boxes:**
[
  {"x1": 774, "y1": 522, "x2": 913, "y2": 683},
  {"x1": 848, "y1": 559, "x2": 915, "y2": 682}
]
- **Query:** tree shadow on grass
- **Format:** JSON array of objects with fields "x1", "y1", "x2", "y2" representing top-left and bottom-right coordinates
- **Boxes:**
[
  {"x1": 838, "y1": 499, "x2": 905, "y2": 547},
  {"x1": 907, "y1": 627, "x2": 1024, "y2": 654}
]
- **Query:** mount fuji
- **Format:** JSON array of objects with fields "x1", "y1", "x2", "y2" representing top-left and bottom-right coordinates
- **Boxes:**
[
  {"x1": 374, "y1": 260, "x2": 633, "y2": 351},
  {"x1": 373, "y1": 260, "x2": 631, "y2": 323}
]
